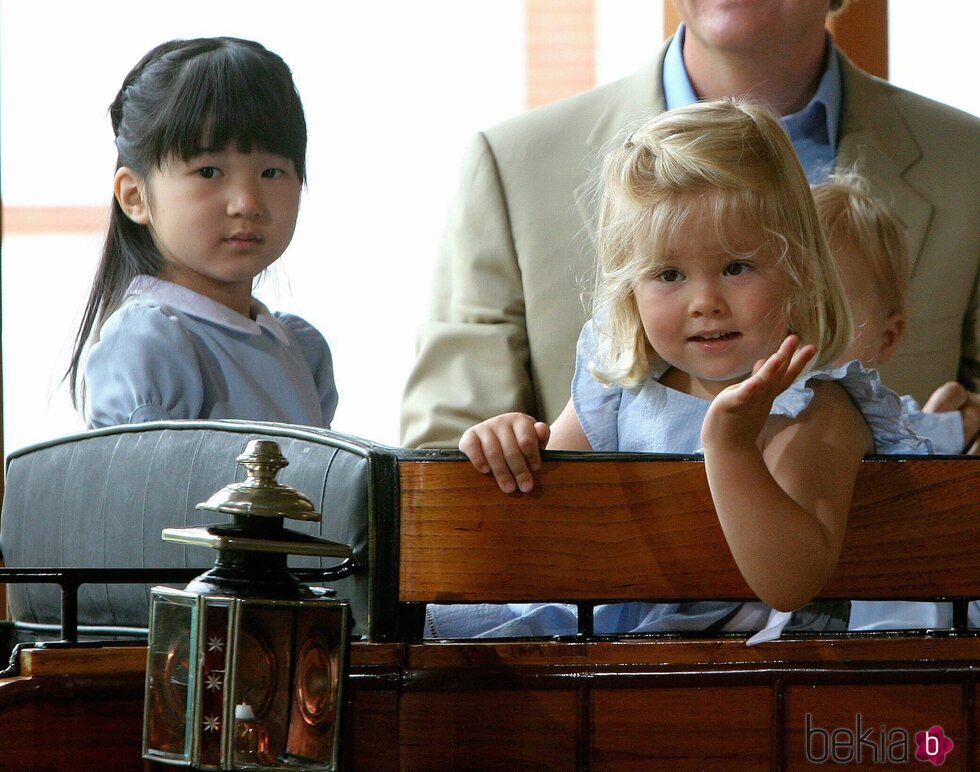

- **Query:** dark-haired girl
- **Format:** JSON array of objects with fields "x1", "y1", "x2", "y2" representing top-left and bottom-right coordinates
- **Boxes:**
[{"x1": 67, "y1": 37, "x2": 336, "y2": 428}]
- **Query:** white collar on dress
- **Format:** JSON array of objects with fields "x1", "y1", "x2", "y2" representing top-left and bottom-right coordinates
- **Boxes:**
[{"x1": 125, "y1": 275, "x2": 291, "y2": 345}]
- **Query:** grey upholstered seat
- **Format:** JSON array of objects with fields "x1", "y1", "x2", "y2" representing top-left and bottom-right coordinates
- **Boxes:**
[{"x1": 1, "y1": 420, "x2": 383, "y2": 642}]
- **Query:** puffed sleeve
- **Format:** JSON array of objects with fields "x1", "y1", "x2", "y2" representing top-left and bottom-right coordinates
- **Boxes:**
[
  {"x1": 83, "y1": 303, "x2": 205, "y2": 428},
  {"x1": 571, "y1": 320, "x2": 620, "y2": 452},
  {"x1": 276, "y1": 313, "x2": 338, "y2": 428},
  {"x1": 400, "y1": 132, "x2": 533, "y2": 448}
]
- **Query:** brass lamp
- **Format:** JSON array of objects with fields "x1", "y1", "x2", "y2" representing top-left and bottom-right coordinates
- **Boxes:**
[{"x1": 142, "y1": 440, "x2": 353, "y2": 770}]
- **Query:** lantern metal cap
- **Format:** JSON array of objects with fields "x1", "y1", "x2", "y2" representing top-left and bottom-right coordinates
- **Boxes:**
[
  {"x1": 161, "y1": 525, "x2": 353, "y2": 557},
  {"x1": 196, "y1": 439, "x2": 319, "y2": 521}
]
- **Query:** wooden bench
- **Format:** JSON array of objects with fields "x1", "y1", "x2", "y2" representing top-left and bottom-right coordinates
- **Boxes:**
[{"x1": 1, "y1": 425, "x2": 977, "y2": 769}]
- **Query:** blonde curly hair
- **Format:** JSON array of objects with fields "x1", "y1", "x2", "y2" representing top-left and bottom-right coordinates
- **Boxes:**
[
  {"x1": 590, "y1": 98, "x2": 852, "y2": 387},
  {"x1": 812, "y1": 170, "x2": 910, "y2": 319}
]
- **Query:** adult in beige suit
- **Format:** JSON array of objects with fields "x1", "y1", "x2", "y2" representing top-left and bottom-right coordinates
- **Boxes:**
[{"x1": 402, "y1": 1, "x2": 980, "y2": 448}]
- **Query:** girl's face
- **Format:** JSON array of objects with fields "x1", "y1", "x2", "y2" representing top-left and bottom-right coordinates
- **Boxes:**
[
  {"x1": 133, "y1": 146, "x2": 301, "y2": 314},
  {"x1": 632, "y1": 215, "x2": 791, "y2": 399}
]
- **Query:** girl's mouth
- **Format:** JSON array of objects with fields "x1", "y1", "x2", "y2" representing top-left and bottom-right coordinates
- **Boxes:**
[
  {"x1": 225, "y1": 233, "x2": 263, "y2": 248},
  {"x1": 689, "y1": 331, "x2": 740, "y2": 342}
]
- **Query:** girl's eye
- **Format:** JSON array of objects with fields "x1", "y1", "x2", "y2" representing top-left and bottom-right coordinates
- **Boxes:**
[
  {"x1": 197, "y1": 166, "x2": 220, "y2": 179},
  {"x1": 656, "y1": 268, "x2": 683, "y2": 283},
  {"x1": 724, "y1": 261, "x2": 752, "y2": 277},
  {"x1": 261, "y1": 168, "x2": 285, "y2": 179}
]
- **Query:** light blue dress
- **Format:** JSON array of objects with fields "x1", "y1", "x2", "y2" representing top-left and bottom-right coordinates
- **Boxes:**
[
  {"x1": 903, "y1": 396, "x2": 964, "y2": 455},
  {"x1": 425, "y1": 320, "x2": 933, "y2": 640},
  {"x1": 84, "y1": 276, "x2": 338, "y2": 429}
]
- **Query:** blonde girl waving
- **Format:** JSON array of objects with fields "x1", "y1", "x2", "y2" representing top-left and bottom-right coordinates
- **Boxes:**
[{"x1": 448, "y1": 99, "x2": 930, "y2": 640}]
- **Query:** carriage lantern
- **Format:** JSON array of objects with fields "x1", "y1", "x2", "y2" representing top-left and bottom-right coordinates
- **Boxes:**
[{"x1": 142, "y1": 439, "x2": 353, "y2": 770}]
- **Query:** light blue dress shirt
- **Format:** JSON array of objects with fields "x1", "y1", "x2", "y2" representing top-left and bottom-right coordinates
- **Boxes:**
[
  {"x1": 84, "y1": 276, "x2": 338, "y2": 429},
  {"x1": 662, "y1": 23, "x2": 841, "y2": 182}
]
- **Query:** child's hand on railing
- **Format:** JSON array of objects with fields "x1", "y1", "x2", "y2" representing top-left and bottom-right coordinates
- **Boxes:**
[
  {"x1": 459, "y1": 413, "x2": 551, "y2": 493},
  {"x1": 923, "y1": 381, "x2": 980, "y2": 454}
]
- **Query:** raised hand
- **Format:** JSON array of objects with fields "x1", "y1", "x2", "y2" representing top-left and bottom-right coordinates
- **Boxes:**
[
  {"x1": 701, "y1": 335, "x2": 817, "y2": 451},
  {"x1": 459, "y1": 413, "x2": 552, "y2": 493}
]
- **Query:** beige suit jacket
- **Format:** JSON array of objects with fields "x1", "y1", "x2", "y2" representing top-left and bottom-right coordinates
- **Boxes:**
[{"x1": 402, "y1": 43, "x2": 980, "y2": 448}]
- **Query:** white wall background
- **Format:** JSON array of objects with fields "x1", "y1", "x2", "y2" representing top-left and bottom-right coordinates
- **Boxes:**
[{"x1": 2, "y1": 1, "x2": 976, "y2": 453}]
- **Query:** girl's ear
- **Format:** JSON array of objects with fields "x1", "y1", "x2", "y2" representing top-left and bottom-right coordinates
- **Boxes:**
[
  {"x1": 113, "y1": 167, "x2": 150, "y2": 225},
  {"x1": 875, "y1": 311, "x2": 906, "y2": 366}
]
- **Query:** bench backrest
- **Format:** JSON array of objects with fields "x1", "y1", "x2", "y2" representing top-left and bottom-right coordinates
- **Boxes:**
[
  {"x1": 1, "y1": 421, "x2": 394, "y2": 639},
  {"x1": 396, "y1": 453, "x2": 980, "y2": 605},
  {"x1": 4, "y1": 426, "x2": 978, "y2": 643}
]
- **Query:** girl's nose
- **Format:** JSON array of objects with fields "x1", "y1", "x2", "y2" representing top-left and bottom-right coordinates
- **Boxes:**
[
  {"x1": 228, "y1": 183, "x2": 266, "y2": 219},
  {"x1": 688, "y1": 283, "x2": 726, "y2": 317}
]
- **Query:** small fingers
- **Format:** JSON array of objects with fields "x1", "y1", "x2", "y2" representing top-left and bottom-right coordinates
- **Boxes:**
[
  {"x1": 744, "y1": 336, "x2": 796, "y2": 389},
  {"x1": 784, "y1": 341, "x2": 817, "y2": 382},
  {"x1": 534, "y1": 421, "x2": 552, "y2": 447},
  {"x1": 459, "y1": 414, "x2": 546, "y2": 494},
  {"x1": 489, "y1": 423, "x2": 542, "y2": 492},
  {"x1": 459, "y1": 427, "x2": 491, "y2": 474}
]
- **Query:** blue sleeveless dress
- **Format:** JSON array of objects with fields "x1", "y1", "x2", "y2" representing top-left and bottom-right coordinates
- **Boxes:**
[{"x1": 425, "y1": 321, "x2": 934, "y2": 640}]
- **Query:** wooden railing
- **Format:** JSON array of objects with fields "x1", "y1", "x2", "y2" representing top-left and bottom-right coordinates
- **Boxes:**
[{"x1": 2, "y1": 450, "x2": 978, "y2": 769}]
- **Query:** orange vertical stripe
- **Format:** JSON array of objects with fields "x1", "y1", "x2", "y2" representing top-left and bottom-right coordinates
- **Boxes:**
[
  {"x1": 827, "y1": 0, "x2": 888, "y2": 80},
  {"x1": 525, "y1": 0, "x2": 596, "y2": 109},
  {"x1": 664, "y1": 1, "x2": 682, "y2": 39}
]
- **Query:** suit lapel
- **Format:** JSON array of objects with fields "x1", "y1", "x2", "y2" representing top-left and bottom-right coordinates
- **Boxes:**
[
  {"x1": 836, "y1": 53, "x2": 932, "y2": 270},
  {"x1": 571, "y1": 46, "x2": 932, "y2": 269}
]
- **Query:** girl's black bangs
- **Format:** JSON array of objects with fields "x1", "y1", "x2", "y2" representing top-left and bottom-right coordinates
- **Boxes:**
[{"x1": 149, "y1": 47, "x2": 306, "y2": 177}]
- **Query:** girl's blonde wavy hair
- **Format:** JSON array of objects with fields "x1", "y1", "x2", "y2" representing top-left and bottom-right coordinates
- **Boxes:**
[
  {"x1": 812, "y1": 170, "x2": 910, "y2": 319},
  {"x1": 590, "y1": 98, "x2": 853, "y2": 387}
]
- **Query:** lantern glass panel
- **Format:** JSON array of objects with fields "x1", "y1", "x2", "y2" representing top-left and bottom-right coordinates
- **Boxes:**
[
  {"x1": 283, "y1": 603, "x2": 347, "y2": 767},
  {"x1": 226, "y1": 599, "x2": 348, "y2": 771},
  {"x1": 144, "y1": 590, "x2": 198, "y2": 761}
]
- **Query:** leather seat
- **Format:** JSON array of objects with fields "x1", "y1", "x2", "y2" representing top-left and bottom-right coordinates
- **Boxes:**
[{"x1": 1, "y1": 420, "x2": 379, "y2": 643}]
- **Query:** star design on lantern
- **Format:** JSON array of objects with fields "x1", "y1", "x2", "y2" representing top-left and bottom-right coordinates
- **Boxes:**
[
  {"x1": 203, "y1": 715, "x2": 221, "y2": 733},
  {"x1": 204, "y1": 671, "x2": 224, "y2": 692},
  {"x1": 207, "y1": 635, "x2": 225, "y2": 653}
]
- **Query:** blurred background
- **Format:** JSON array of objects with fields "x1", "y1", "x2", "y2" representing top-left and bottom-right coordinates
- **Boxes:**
[{"x1": 2, "y1": 0, "x2": 977, "y2": 453}]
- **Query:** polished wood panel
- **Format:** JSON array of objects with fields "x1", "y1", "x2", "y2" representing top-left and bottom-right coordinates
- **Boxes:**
[
  {"x1": 18, "y1": 644, "x2": 147, "y2": 677},
  {"x1": 0, "y1": 674, "x2": 145, "y2": 771},
  {"x1": 398, "y1": 689, "x2": 579, "y2": 770},
  {"x1": 824, "y1": 458, "x2": 979, "y2": 596},
  {"x1": 399, "y1": 457, "x2": 979, "y2": 602},
  {"x1": 591, "y1": 686, "x2": 771, "y2": 769},
  {"x1": 349, "y1": 690, "x2": 400, "y2": 771},
  {"x1": 3, "y1": 639, "x2": 977, "y2": 769},
  {"x1": 405, "y1": 637, "x2": 980, "y2": 671},
  {"x1": 399, "y1": 458, "x2": 734, "y2": 602},
  {"x1": 785, "y1": 684, "x2": 964, "y2": 769}
]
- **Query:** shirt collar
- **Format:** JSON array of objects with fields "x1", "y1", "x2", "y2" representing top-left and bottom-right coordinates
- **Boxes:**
[
  {"x1": 126, "y1": 275, "x2": 291, "y2": 345},
  {"x1": 662, "y1": 24, "x2": 698, "y2": 111},
  {"x1": 782, "y1": 37, "x2": 842, "y2": 152},
  {"x1": 662, "y1": 23, "x2": 842, "y2": 150}
]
